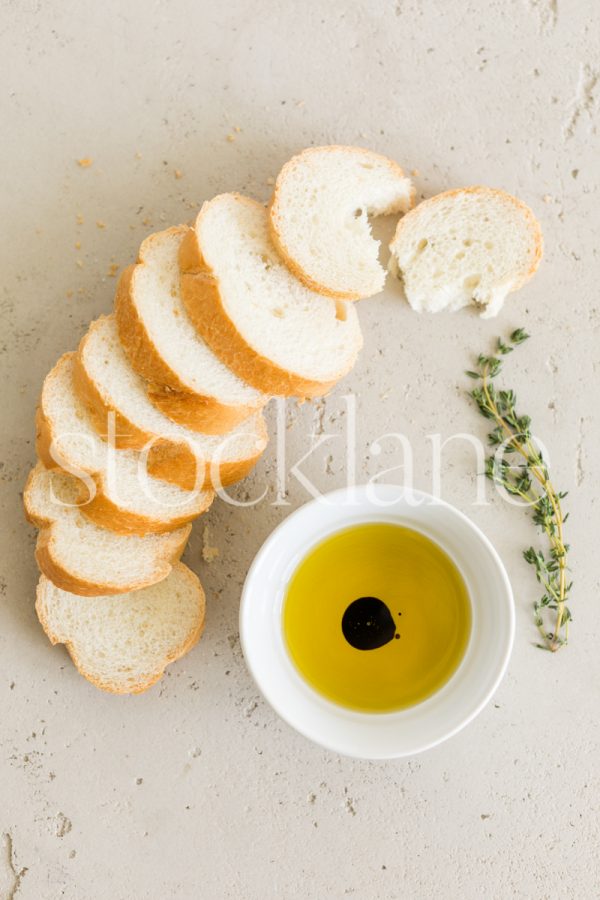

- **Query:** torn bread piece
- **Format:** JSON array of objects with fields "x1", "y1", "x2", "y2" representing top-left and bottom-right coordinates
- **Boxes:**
[
  {"x1": 389, "y1": 186, "x2": 543, "y2": 318},
  {"x1": 75, "y1": 315, "x2": 268, "y2": 491},
  {"x1": 115, "y1": 226, "x2": 268, "y2": 433},
  {"x1": 269, "y1": 145, "x2": 415, "y2": 300},
  {"x1": 179, "y1": 193, "x2": 363, "y2": 397},
  {"x1": 24, "y1": 463, "x2": 190, "y2": 596},
  {"x1": 37, "y1": 354, "x2": 213, "y2": 535},
  {"x1": 35, "y1": 562, "x2": 205, "y2": 694}
]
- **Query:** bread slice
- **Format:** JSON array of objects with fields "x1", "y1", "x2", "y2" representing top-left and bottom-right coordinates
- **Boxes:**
[
  {"x1": 269, "y1": 146, "x2": 415, "y2": 301},
  {"x1": 388, "y1": 186, "x2": 543, "y2": 318},
  {"x1": 35, "y1": 562, "x2": 205, "y2": 694},
  {"x1": 115, "y1": 226, "x2": 268, "y2": 434},
  {"x1": 179, "y1": 193, "x2": 363, "y2": 397},
  {"x1": 74, "y1": 315, "x2": 268, "y2": 491},
  {"x1": 37, "y1": 353, "x2": 213, "y2": 535},
  {"x1": 24, "y1": 463, "x2": 191, "y2": 596}
]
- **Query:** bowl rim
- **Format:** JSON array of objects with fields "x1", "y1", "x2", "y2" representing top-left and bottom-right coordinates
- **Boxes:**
[{"x1": 240, "y1": 484, "x2": 514, "y2": 759}]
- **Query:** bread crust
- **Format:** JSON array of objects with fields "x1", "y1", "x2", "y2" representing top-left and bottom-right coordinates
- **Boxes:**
[
  {"x1": 144, "y1": 430, "x2": 267, "y2": 492},
  {"x1": 269, "y1": 145, "x2": 416, "y2": 301},
  {"x1": 73, "y1": 330, "x2": 149, "y2": 449},
  {"x1": 147, "y1": 383, "x2": 257, "y2": 434},
  {"x1": 179, "y1": 196, "x2": 359, "y2": 398},
  {"x1": 36, "y1": 354, "x2": 213, "y2": 535},
  {"x1": 389, "y1": 185, "x2": 543, "y2": 291},
  {"x1": 74, "y1": 317, "x2": 268, "y2": 492},
  {"x1": 24, "y1": 466, "x2": 191, "y2": 595},
  {"x1": 115, "y1": 229, "x2": 264, "y2": 434},
  {"x1": 34, "y1": 524, "x2": 189, "y2": 596},
  {"x1": 35, "y1": 564, "x2": 205, "y2": 694}
]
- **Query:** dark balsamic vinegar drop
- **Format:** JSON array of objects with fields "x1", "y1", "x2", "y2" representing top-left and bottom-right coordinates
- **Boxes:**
[{"x1": 341, "y1": 596, "x2": 396, "y2": 651}]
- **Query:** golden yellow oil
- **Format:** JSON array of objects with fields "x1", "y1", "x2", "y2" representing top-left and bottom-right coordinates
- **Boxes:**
[{"x1": 283, "y1": 523, "x2": 471, "y2": 713}]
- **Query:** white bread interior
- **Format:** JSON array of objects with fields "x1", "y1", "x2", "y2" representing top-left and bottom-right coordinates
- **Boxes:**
[{"x1": 35, "y1": 563, "x2": 205, "y2": 694}]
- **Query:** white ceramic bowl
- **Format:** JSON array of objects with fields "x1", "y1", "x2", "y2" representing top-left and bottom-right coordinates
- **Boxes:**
[{"x1": 240, "y1": 484, "x2": 514, "y2": 759}]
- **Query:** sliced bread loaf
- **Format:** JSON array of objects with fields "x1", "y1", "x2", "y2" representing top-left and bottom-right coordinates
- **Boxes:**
[
  {"x1": 74, "y1": 315, "x2": 268, "y2": 491},
  {"x1": 115, "y1": 226, "x2": 268, "y2": 433},
  {"x1": 179, "y1": 193, "x2": 363, "y2": 397},
  {"x1": 35, "y1": 562, "x2": 205, "y2": 694},
  {"x1": 388, "y1": 186, "x2": 543, "y2": 318},
  {"x1": 25, "y1": 463, "x2": 190, "y2": 596},
  {"x1": 269, "y1": 145, "x2": 415, "y2": 300},
  {"x1": 37, "y1": 353, "x2": 213, "y2": 534}
]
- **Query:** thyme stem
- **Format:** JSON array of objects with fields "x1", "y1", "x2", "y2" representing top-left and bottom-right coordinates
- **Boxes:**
[{"x1": 466, "y1": 329, "x2": 572, "y2": 651}]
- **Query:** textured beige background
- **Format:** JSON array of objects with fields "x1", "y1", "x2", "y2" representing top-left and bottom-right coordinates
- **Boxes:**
[{"x1": 1, "y1": 0, "x2": 599, "y2": 897}]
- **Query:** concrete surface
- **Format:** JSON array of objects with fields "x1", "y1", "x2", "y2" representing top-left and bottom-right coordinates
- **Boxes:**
[{"x1": 1, "y1": 1, "x2": 599, "y2": 897}]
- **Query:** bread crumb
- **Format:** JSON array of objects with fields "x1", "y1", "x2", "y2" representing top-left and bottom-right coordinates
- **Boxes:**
[
  {"x1": 74, "y1": 241, "x2": 81, "y2": 250},
  {"x1": 411, "y1": 168, "x2": 420, "y2": 177},
  {"x1": 76, "y1": 213, "x2": 84, "y2": 225},
  {"x1": 134, "y1": 151, "x2": 142, "y2": 159},
  {"x1": 76, "y1": 157, "x2": 93, "y2": 168},
  {"x1": 55, "y1": 813, "x2": 73, "y2": 837},
  {"x1": 202, "y1": 526, "x2": 220, "y2": 563},
  {"x1": 296, "y1": 99, "x2": 305, "y2": 107},
  {"x1": 66, "y1": 290, "x2": 74, "y2": 298},
  {"x1": 543, "y1": 194, "x2": 553, "y2": 204},
  {"x1": 233, "y1": 125, "x2": 242, "y2": 133},
  {"x1": 266, "y1": 176, "x2": 275, "y2": 185},
  {"x1": 107, "y1": 263, "x2": 120, "y2": 277},
  {"x1": 76, "y1": 260, "x2": 84, "y2": 269},
  {"x1": 226, "y1": 134, "x2": 236, "y2": 143},
  {"x1": 142, "y1": 217, "x2": 153, "y2": 226},
  {"x1": 96, "y1": 220, "x2": 106, "y2": 229},
  {"x1": 174, "y1": 169, "x2": 183, "y2": 179}
]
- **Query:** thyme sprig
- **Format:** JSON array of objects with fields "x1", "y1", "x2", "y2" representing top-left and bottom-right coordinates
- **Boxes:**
[{"x1": 467, "y1": 328, "x2": 572, "y2": 652}]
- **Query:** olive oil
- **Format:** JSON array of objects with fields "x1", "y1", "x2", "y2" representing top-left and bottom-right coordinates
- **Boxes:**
[{"x1": 283, "y1": 523, "x2": 471, "y2": 713}]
